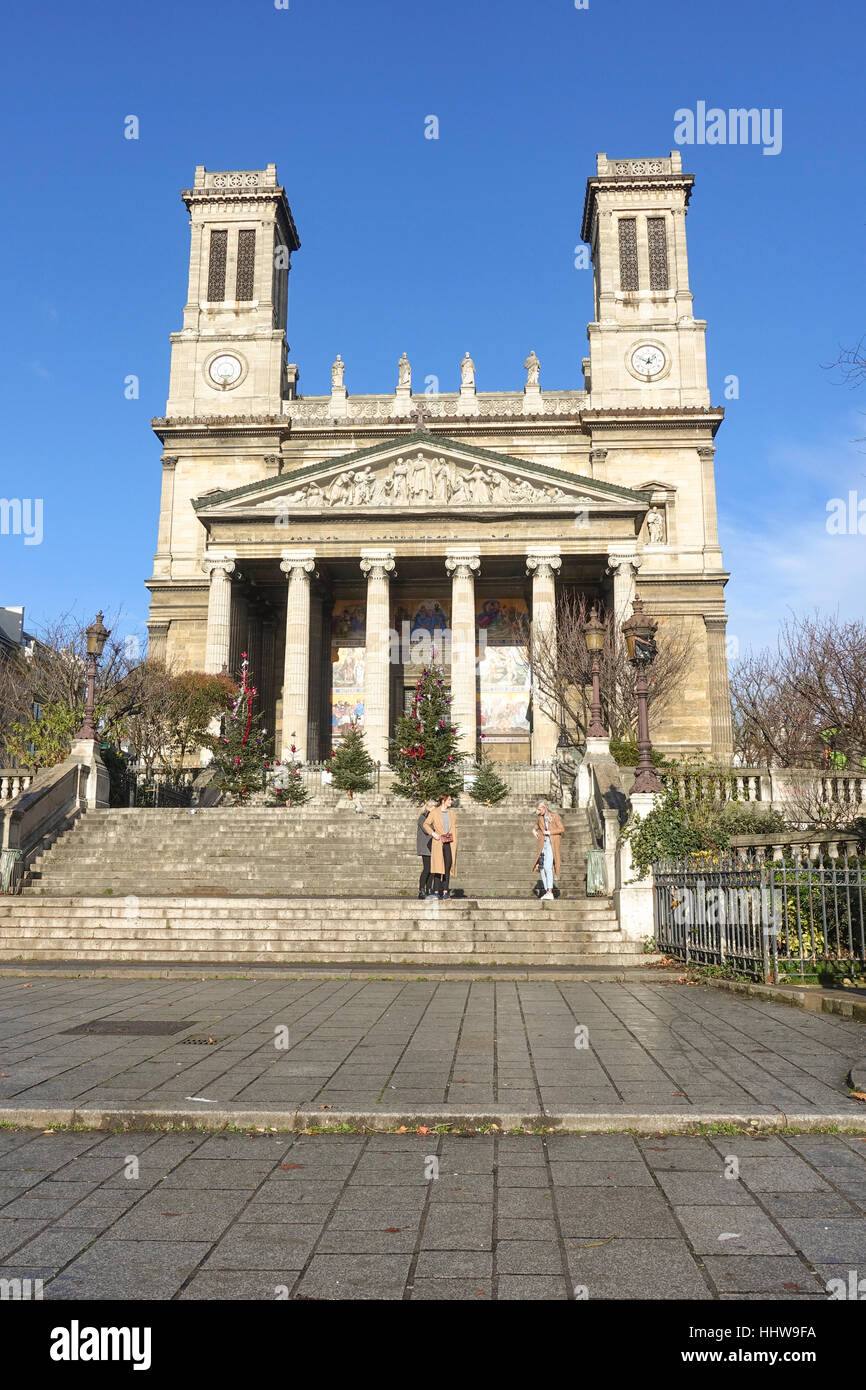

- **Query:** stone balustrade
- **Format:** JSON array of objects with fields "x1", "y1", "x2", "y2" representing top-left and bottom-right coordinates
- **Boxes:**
[{"x1": 0, "y1": 770, "x2": 33, "y2": 805}]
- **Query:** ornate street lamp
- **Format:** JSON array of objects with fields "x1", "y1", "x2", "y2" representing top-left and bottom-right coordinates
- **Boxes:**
[
  {"x1": 75, "y1": 612, "x2": 110, "y2": 742},
  {"x1": 621, "y1": 595, "x2": 663, "y2": 794},
  {"x1": 583, "y1": 604, "x2": 607, "y2": 739}
]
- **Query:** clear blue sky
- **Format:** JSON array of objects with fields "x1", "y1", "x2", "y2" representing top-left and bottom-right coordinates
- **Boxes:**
[{"x1": 2, "y1": 0, "x2": 864, "y2": 659}]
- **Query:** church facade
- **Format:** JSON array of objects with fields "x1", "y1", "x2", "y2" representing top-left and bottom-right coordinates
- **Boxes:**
[{"x1": 145, "y1": 154, "x2": 733, "y2": 767}]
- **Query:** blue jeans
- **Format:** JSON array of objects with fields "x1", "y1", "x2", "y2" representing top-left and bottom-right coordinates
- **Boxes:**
[{"x1": 540, "y1": 839, "x2": 554, "y2": 892}]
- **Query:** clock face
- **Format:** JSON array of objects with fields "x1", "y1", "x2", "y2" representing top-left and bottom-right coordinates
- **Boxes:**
[
  {"x1": 631, "y1": 345, "x2": 666, "y2": 378},
  {"x1": 208, "y1": 354, "x2": 243, "y2": 387}
]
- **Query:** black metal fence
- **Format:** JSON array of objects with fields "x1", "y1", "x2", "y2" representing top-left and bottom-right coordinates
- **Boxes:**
[
  {"x1": 115, "y1": 772, "x2": 193, "y2": 808},
  {"x1": 653, "y1": 854, "x2": 866, "y2": 983}
]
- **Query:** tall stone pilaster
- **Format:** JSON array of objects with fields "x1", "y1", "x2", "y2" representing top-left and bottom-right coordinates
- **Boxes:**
[
  {"x1": 705, "y1": 615, "x2": 734, "y2": 759},
  {"x1": 280, "y1": 550, "x2": 316, "y2": 762},
  {"x1": 146, "y1": 621, "x2": 169, "y2": 666},
  {"x1": 445, "y1": 549, "x2": 481, "y2": 759},
  {"x1": 360, "y1": 549, "x2": 396, "y2": 765},
  {"x1": 201, "y1": 555, "x2": 236, "y2": 674},
  {"x1": 526, "y1": 548, "x2": 562, "y2": 763}
]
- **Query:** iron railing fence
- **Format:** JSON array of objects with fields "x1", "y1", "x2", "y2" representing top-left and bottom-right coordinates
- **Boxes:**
[
  {"x1": 654, "y1": 854, "x2": 866, "y2": 983},
  {"x1": 116, "y1": 771, "x2": 194, "y2": 808}
]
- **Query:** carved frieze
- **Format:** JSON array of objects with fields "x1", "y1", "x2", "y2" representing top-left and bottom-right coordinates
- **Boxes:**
[{"x1": 266, "y1": 451, "x2": 584, "y2": 512}]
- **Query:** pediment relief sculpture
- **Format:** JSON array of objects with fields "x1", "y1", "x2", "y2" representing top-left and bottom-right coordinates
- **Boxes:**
[{"x1": 264, "y1": 452, "x2": 586, "y2": 511}]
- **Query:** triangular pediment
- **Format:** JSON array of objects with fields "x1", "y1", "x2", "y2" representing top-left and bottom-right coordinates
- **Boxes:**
[{"x1": 192, "y1": 430, "x2": 647, "y2": 517}]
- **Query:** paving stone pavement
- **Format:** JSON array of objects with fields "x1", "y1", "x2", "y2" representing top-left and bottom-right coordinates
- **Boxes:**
[
  {"x1": 0, "y1": 975, "x2": 863, "y2": 1119},
  {"x1": 1, "y1": 1129, "x2": 866, "y2": 1299}
]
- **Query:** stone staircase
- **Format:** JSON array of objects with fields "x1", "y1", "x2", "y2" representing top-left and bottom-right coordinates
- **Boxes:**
[{"x1": 0, "y1": 805, "x2": 647, "y2": 967}]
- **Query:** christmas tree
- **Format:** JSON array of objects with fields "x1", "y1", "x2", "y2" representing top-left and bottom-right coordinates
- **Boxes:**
[
  {"x1": 330, "y1": 721, "x2": 375, "y2": 794},
  {"x1": 202, "y1": 654, "x2": 271, "y2": 804},
  {"x1": 391, "y1": 665, "x2": 464, "y2": 802},
  {"x1": 468, "y1": 744, "x2": 509, "y2": 804},
  {"x1": 268, "y1": 743, "x2": 309, "y2": 807}
]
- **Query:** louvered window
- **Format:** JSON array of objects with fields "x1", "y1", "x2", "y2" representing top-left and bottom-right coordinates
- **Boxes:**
[
  {"x1": 618, "y1": 218, "x2": 639, "y2": 291},
  {"x1": 206, "y1": 229, "x2": 227, "y2": 301},
  {"x1": 236, "y1": 229, "x2": 256, "y2": 301},
  {"x1": 647, "y1": 218, "x2": 669, "y2": 290}
]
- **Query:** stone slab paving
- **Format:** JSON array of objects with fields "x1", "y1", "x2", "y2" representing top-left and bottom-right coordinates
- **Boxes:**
[
  {"x1": 1, "y1": 1129, "x2": 866, "y2": 1299},
  {"x1": 0, "y1": 975, "x2": 863, "y2": 1122}
]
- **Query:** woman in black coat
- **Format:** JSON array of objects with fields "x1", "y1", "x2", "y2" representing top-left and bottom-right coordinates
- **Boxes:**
[{"x1": 416, "y1": 798, "x2": 437, "y2": 898}]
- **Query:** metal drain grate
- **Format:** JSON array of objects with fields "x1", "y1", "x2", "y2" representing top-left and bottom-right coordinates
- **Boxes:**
[
  {"x1": 62, "y1": 1019, "x2": 196, "y2": 1037},
  {"x1": 180, "y1": 1035, "x2": 231, "y2": 1045}
]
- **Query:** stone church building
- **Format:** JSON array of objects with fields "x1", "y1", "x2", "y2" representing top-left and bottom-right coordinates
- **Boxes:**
[{"x1": 145, "y1": 153, "x2": 733, "y2": 767}]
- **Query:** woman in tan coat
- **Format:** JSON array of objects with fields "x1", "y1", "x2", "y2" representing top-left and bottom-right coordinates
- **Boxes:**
[
  {"x1": 424, "y1": 794, "x2": 458, "y2": 899},
  {"x1": 532, "y1": 800, "x2": 564, "y2": 900}
]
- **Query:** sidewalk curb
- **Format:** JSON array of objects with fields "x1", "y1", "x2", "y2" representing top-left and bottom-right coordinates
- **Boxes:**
[
  {"x1": 1, "y1": 1105, "x2": 865, "y2": 1135},
  {"x1": 693, "y1": 974, "x2": 866, "y2": 1023}
]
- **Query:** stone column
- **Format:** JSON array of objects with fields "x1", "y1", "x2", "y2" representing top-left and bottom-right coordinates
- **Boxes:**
[
  {"x1": 445, "y1": 549, "x2": 481, "y2": 759},
  {"x1": 606, "y1": 549, "x2": 642, "y2": 630},
  {"x1": 705, "y1": 615, "x2": 734, "y2": 759},
  {"x1": 260, "y1": 613, "x2": 277, "y2": 740},
  {"x1": 202, "y1": 555, "x2": 236, "y2": 674},
  {"x1": 246, "y1": 603, "x2": 264, "y2": 704},
  {"x1": 279, "y1": 550, "x2": 316, "y2": 762},
  {"x1": 526, "y1": 548, "x2": 562, "y2": 764},
  {"x1": 308, "y1": 588, "x2": 323, "y2": 761},
  {"x1": 360, "y1": 549, "x2": 396, "y2": 765}
]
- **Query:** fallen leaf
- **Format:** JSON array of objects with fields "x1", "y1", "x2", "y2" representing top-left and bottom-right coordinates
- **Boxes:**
[
  {"x1": 396, "y1": 1126, "x2": 408, "y2": 1133},
  {"x1": 317, "y1": 1105, "x2": 332, "y2": 1111},
  {"x1": 671, "y1": 1092, "x2": 686, "y2": 1097},
  {"x1": 783, "y1": 1282, "x2": 808, "y2": 1292},
  {"x1": 42, "y1": 1129, "x2": 55, "y2": 1135},
  {"x1": 851, "y1": 1092, "x2": 866, "y2": 1102},
  {"x1": 416, "y1": 1126, "x2": 431, "y2": 1135},
  {"x1": 281, "y1": 1163, "x2": 304, "y2": 1170},
  {"x1": 384, "y1": 1227, "x2": 401, "y2": 1234},
  {"x1": 162, "y1": 1212, "x2": 183, "y2": 1217}
]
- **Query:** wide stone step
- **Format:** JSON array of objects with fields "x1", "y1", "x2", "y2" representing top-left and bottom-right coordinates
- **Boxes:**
[
  {"x1": 0, "y1": 897, "x2": 616, "y2": 917},
  {"x1": 0, "y1": 949, "x2": 647, "y2": 967}
]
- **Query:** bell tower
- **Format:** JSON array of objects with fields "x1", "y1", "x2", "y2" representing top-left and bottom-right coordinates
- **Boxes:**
[
  {"x1": 165, "y1": 164, "x2": 300, "y2": 419},
  {"x1": 581, "y1": 152, "x2": 710, "y2": 409}
]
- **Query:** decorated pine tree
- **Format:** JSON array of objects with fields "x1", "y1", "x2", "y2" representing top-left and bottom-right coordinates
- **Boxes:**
[
  {"x1": 330, "y1": 721, "x2": 375, "y2": 794},
  {"x1": 468, "y1": 745, "x2": 509, "y2": 805},
  {"x1": 202, "y1": 654, "x2": 271, "y2": 804},
  {"x1": 391, "y1": 665, "x2": 464, "y2": 802},
  {"x1": 268, "y1": 743, "x2": 309, "y2": 807}
]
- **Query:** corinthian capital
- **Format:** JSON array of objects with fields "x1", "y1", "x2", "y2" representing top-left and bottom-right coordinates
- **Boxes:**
[
  {"x1": 525, "y1": 549, "x2": 562, "y2": 580},
  {"x1": 445, "y1": 550, "x2": 481, "y2": 581},
  {"x1": 360, "y1": 549, "x2": 396, "y2": 581},
  {"x1": 280, "y1": 549, "x2": 317, "y2": 581},
  {"x1": 201, "y1": 554, "x2": 236, "y2": 580}
]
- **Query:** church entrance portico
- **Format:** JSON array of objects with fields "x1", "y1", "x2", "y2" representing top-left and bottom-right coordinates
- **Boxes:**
[{"x1": 192, "y1": 535, "x2": 637, "y2": 768}]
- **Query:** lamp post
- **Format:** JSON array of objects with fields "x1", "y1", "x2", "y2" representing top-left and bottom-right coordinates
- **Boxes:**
[
  {"x1": 584, "y1": 604, "x2": 607, "y2": 739},
  {"x1": 75, "y1": 612, "x2": 110, "y2": 742},
  {"x1": 621, "y1": 595, "x2": 663, "y2": 795}
]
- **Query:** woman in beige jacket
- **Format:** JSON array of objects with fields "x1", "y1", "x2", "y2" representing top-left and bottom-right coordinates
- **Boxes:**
[
  {"x1": 532, "y1": 800, "x2": 564, "y2": 900},
  {"x1": 424, "y1": 794, "x2": 458, "y2": 899}
]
